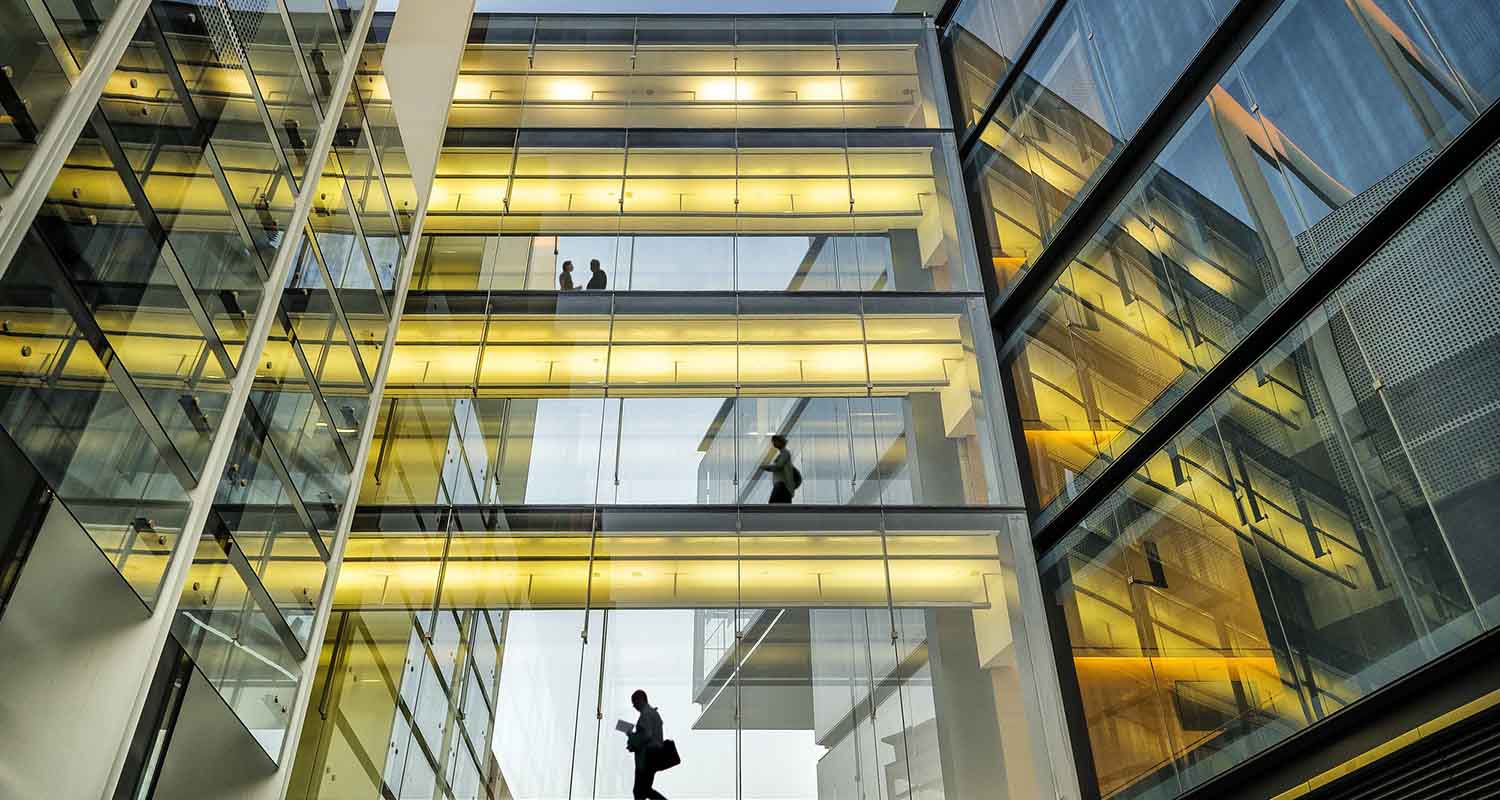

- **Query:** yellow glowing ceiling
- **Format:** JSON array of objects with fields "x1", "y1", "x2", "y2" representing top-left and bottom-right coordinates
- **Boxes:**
[{"x1": 378, "y1": 312, "x2": 969, "y2": 396}]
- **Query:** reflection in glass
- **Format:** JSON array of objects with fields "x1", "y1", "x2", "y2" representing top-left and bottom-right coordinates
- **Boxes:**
[
  {"x1": 0, "y1": 0, "x2": 120, "y2": 199},
  {"x1": 1003, "y1": 0, "x2": 1500, "y2": 517},
  {"x1": 1041, "y1": 142, "x2": 1500, "y2": 799},
  {"x1": 173, "y1": 534, "x2": 303, "y2": 759}
]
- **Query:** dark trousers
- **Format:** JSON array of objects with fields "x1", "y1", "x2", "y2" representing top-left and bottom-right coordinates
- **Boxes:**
[
  {"x1": 769, "y1": 483, "x2": 794, "y2": 504},
  {"x1": 633, "y1": 767, "x2": 667, "y2": 800}
]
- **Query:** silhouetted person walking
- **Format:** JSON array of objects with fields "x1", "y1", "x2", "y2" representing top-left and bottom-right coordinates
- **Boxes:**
[
  {"x1": 559, "y1": 260, "x2": 577, "y2": 291},
  {"x1": 587, "y1": 258, "x2": 608, "y2": 290},
  {"x1": 626, "y1": 690, "x2": 668, "y2": 800},
  {"x1": 762, "y1": 434, "x2": 798, "y2": 504}
]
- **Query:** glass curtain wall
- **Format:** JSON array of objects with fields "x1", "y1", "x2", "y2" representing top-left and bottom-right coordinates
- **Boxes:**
[
  {"x1": 1041, "y1": 139, "x2": 1500, "y2": 800},
  {"x1": 958, "y1": 0, "x2": 1238, "y2": 293},
  {"x1": 0, "y1": 0, "x2": 402, "y2": 762},
  {"x1": 289, "y1": 608, "x2": 504, "y2": 800},
  {"x1": 974, "y1": 0, "x2": 1500, "y2": 521},
  {"x1": 170, "y1": 0, "x2": 412, "y2": 760},
  {"x1": 0, "y1": 0, "x2": 122, "y2": 198},
  {"x1": 290, "y1": 504, "x2": 1047, "y2": 800},
  {"x1": 949, "y1": 1, "x2": 1500, "y2": 798},
  {"x1": 280, "y1": 12, "x2": 1054, "y2": 800}
]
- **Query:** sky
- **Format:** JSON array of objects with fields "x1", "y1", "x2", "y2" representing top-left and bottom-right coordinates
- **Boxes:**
[{"x1": 493, "y1": 610, "x2": 822, "y2": 799}]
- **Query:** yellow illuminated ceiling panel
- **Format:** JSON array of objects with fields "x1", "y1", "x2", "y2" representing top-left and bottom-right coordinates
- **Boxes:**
[
  {"x1": 320, "y1": 529, "x2": 1005, "y2": 610},
  {"x1": 623, "y1": 178, "x2": 737, "y2": 214},
  {"x1": 607, "y1": 343, "x2": 737, "y2": 386},
  {"x1": 738, "y1": 150, "x2": 847, "y2": 176},
  {"x1": 529, "y1": 47, "x2": 634, "y2": 73},
  {"x1": 507, "y1": 178, "x2": 621, "y2": 213},
  {"x1": 735, "y1": 48, "x2": 838, "y2": 73},
  {"x1": 422, "y1": 145, "x2": 944, "y2": 234},
  {"x1": 380, "y1": 311, "x2": 976, "y2": 397},
  {"x1": 514, "y1": 149, "x2": 625, "y2": 177},
  {"x1": 479, "y1": 343, "x2": 610, "y2": 387},
  {"x1": 486, "y1": 316, "x2": 613, "y2": 343},
  {"x1": 738, "y1": 315, "x2": 864, "y2": 343},
  {"x1": 612, "y1": 317, "x2": 736, "y2": 343},
  {"x1": 626, "y1": 150, "x2": 738, "y2": 177},
  {"x1": 738, "y1": 177, "x2": 850, "y2": 214},
  {"x1": 632, "y1": 49, "x2": 736, "y2": 73}
]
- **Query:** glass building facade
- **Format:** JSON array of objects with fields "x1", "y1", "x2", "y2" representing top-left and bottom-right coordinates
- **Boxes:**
[
  {"x1": 0, "y1": 7, "x2": 1064, "y2": 800},
  {"x1": 1, "y1": 2, "x2": 1499, "y2": 800},
  {"x1": 1, "y1": 0, "x2": 403, "y2": 770},
  {"x1": 951, "y1": 0, "x2": 1500, "y2": 797}
]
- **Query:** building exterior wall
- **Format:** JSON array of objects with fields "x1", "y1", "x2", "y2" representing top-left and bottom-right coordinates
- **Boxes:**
[
  {"x1": 0, "y1": 6, "x2": 1067, "y2": 800},
  {"x1": 947, "y1": 0, "x2": 1500, "y2": 798},
  {"x1": 0, "y1": 0, "x2": 415, "y2": 794}
]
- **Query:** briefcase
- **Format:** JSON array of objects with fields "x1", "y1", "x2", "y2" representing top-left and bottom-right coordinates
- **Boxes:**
[{"x1": 652, "y1": 739, "x2": 681, "y2": 772}]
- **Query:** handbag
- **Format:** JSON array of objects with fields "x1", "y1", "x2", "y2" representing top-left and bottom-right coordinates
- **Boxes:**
[{"x1": 651, "y1": 739, "x2": 681, "y2": 772}]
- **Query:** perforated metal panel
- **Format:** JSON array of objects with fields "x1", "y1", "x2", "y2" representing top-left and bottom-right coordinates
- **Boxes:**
[
  {"x1": 1329, "y1": 143, "x2": 1500, "y2": 508},
  {"x1": 200, "y1": 0, "x2": 271, "y2": 67},
  {"x1": 1305, "y1": 702, "x2": 1500, "y2": 799},
  {"x1": 1299, "y1": 151, "x2": 1438, "y2": 271}
]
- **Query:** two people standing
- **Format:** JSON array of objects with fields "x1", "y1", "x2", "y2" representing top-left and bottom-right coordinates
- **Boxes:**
[{"x1": 559, "y1": 259, "x2": 608, "y2": 291}]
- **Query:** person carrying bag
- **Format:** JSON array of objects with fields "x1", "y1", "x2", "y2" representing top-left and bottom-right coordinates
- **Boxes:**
[{"x1": 624, "y1": 689, "x2": 680, "y2": 799}]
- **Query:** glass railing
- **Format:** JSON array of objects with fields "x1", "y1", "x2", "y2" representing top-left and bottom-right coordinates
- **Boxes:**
[
  {"x1": 363, "y1": 292, "x2": 1011, "y2": 507},
  {"x1": 0, "y1": 0, "x2": 122, "y2": 201},
  {"x1": 411, "y1": 130, "x2": 978, "y2": 294}
]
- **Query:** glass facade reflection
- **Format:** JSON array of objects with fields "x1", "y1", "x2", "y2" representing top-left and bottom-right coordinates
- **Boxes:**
[
  {"x1": 1041, "y1": 142, "x2": 1500, "y2": 799},
  {"x1": 996, "y1": 0, "x2": 1500, "y2": 519},
  {"x1": 290, "y1": 609, "x2": 502, "y2": 800},
  {"x1": 5, "y1": 3, "x2": 1498, "y2": 799},
  {"x1": 950, "y1": 0, "x2": 1500, "y2": 797},
  {"x1": 0, "y1": 0, "x2": 121, "y2": 199}
]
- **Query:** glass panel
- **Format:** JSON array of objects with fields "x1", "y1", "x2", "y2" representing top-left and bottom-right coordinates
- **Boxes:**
[
  {"x1": 288, "y1": 611, "x2": 409, "y2": 799},
  {"x1": 0, "y1": 0, "x2": 119, "y2": 199},
  {"x1": 588, "y1": 610, "x2": 739, "y2": 800},
  {"x1": 460, "y1": 656, "x2": 491, "y2": 759},
  {"x1": 599, "y1": 396, "x2": 735, "y2": 505},
  {"x1": 0, "y1": 259, "x2": 191, "y2": 606},
  {"x1": 967, "y1": 0, "x2": 1234, "y2": 293},
  {"x1": 1018, "y1": 0, "x2": 1500, "y2": 521},
  {"x1": 121, "y1": 7, "x2": 288, "y2": 317},
  {"x1": 1009, "y1": 186, "x2": 1206, "y2": 510},
  {"x1": 30, "y1": 117, "x2": 237, "y2": 478},
  {"x1": 945, "y1": 0, "x2": 1059, "y2": 138},
  {"x1": 837, "y1": 16, "x2": 945, "y2": 130},
  {"x1": 433, "y1": 509, "x2": 596, "y2": 610},
  {"x1": 1043, "y1": 141, "x2": 1500, "y2": 799},
  {"x1": 284, "y1": 0, "x2": 345, "y2": 107},
  {"x1": 336, "y1": 507, "x2": 449, "y2": 611},
  {"x1": 173, "y1": 534, "x2": 302, "y2": 759},
  {"x1": 946, "y1": 0, "x2": 1011, "y2": 132},
  {"x1": 336, "y1": 119, "x2": 402, "y2": 290},
  {"x1": 233, "y1": 0, "x2": 323, "y2": 184},
  {"x1": 422, "y1": 131, "x2": 982, "y2": 293},
  {"x1": 895, "y1": 512, "x2": 1055, "y2": 799},
  {"x1": 359, "y1": 399, "x2": 456, "y2": 505},
  {"x1": 306, "y1": 154, "x2": 388, "y2": 340},
  {"x1": 1407, "y1": 0, "x2": 1500, "y2": 109},
  {"x1": 1080, "y1": 0, "x2": 1235, "y2": 135},
  {"x1": 492, "y1": 610, "x2": 592, "y2": 799}
]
